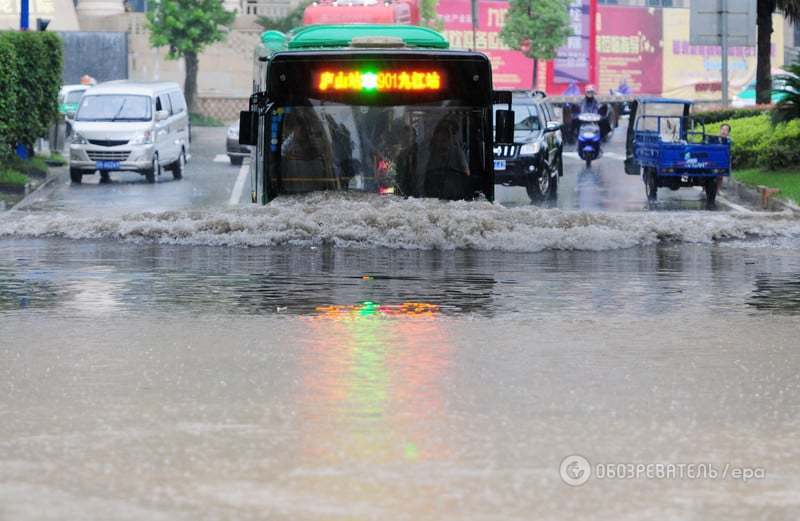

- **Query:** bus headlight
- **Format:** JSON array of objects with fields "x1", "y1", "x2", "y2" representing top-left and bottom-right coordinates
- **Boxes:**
[{"x1": 519, "y1": 142, "x2": 540, "y2": 155}]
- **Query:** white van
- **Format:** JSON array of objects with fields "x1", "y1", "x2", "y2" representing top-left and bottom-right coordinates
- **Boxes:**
[{"x1": 69, "y1": 81, "x2": 190, "y2": 184}]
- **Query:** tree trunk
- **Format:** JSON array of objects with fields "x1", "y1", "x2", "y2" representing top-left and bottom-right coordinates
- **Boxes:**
[
  {"x1": 756, "y1": 0, "x2": 776, "y2": 105},
  {"x1": 532, "y1": 58, "x2": 538, "y2": 91},
  {"x1": 184, "y1": 51, "x2": 199, "y2": 114}
]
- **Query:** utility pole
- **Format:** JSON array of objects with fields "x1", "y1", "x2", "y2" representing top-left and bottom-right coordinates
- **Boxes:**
[
  {"x1": 720, "y1": 0, "x2": 729, "y2": 106},
  {"x1": 471, "y1": 0, "x2": 478, "y2": 52},
  {"x1": 20, "y1": 0, "x2": 30, "y2": 30}
]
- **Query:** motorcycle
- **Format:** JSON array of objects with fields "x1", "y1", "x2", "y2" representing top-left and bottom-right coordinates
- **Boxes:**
[{"x1": 577, "y1": 113, "x2": 602, "y2": 168}]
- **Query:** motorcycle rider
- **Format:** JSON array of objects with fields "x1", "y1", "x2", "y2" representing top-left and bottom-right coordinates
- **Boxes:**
[
  {"x1": 571, "y1": 85, "x2": 600, "y2": 140},
  {"x1": 580, "y1": 85, "x2": 600, "y2": 114}
]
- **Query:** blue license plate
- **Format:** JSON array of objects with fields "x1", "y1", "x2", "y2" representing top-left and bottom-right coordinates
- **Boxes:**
[
  {"x1": 494, "y1": 159, "x2": 506, "y2": 171},
  {"x1": 96, "y1": 161, "x2": 120, "y2": 170}
]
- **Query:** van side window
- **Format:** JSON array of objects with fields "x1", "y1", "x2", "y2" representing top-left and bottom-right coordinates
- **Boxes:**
[
  {"x1": 156, "y1": 96, "x2": 164, "y2": 112},
  {"x1": 168, "y1": 92, "x2": 186, "y2": 114},
  {"x1": 163, "y1": 94, "x2": 174, "y2": 115}
]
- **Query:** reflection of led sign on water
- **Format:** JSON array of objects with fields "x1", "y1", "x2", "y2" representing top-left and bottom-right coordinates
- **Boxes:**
[
  {"x1": 315, "y1": 301, "x2": 440, "y2": 318},
  {"x1": 317, "y1": 70, "x2": 443, "y2": 92}
]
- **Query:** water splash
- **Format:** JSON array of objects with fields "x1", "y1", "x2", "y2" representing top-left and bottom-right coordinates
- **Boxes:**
[{"x1": 2, "y1": 193, "x2": 799, "y2": 252}]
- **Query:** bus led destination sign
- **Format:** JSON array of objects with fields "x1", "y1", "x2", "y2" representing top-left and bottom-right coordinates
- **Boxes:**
[{"x1": 316, "y1": 70, "x2": 443, "y2": 92}]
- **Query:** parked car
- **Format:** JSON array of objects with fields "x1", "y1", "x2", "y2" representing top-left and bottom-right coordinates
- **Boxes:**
[
  {"x1": 58, "y1": 85, "x2": 88, "y2": 137},
  {"x1": 226, "y1": 121, "x2": 250, "y2": 165},
  {"x1": 493, "y1": 91, "x2": 563, "y2": 202},
  {"x1": 732, "y1": 71, "x2": 798, "y2": 107},
  {"x1": 69, "y1": 81, "x2": 190, "y2": 184}
]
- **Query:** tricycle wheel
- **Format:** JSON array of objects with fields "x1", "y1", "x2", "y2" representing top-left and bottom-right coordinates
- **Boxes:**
[
  {"x1": 704, "y1": 178, "x2": 718, "y2": 205},
  {"x1": 644, "y1": 169, "x2": 658, "y2": 201}
]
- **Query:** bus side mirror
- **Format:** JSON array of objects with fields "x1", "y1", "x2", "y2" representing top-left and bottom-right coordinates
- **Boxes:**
[
  {"x1": 239, "y1": 111, "x2": 257, "y2": 146},
  {"x1": 495, "y1": 109, "x2": 514, "y2": 144}
]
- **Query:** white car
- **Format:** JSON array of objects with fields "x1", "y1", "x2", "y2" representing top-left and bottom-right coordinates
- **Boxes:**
[{"x1": 69, "y1": 81, "x2": 190, "y2": 184}]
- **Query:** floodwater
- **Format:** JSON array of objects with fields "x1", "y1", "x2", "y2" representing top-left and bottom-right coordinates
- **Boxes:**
[{"x1": 2, "y1": 219, "x2": 800, "y2": 519}]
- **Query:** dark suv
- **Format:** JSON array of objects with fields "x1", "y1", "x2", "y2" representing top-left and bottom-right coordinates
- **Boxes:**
[{"x1": 494, "y1": 92, "x2": 563, "y2": 202}]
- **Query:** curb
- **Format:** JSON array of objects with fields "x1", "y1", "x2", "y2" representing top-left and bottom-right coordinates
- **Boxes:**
[
  {"x1": 10, "y1": 170, "x2": 62, "y2": 211},
  {"x1": 722, "y1": 178, "x2": 800, "y2": 213}
]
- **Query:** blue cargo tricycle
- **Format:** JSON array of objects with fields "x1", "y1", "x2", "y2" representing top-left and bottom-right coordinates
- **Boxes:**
[{"x1": 624, "y1": 98, "x2": 730, "y2": 205}]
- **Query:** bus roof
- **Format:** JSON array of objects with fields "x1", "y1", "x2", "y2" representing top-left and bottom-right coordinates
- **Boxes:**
[{"x1": 285, "y1": 24, "x2": 449, "y2": 50}]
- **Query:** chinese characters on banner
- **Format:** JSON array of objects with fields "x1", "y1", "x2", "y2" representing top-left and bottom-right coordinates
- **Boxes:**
[
  {"x1": 552, "y1": 0, "x2": 592, "y2": 86},
  {"x1": 596, "y1": 5, "x2": 662, "y2": 95},
  {"x1": 661, "y1": 8, "x2": 783, "y2": 99},
  {"x1": 437, "y1": 0, "x2": 534, "y2": 89}
]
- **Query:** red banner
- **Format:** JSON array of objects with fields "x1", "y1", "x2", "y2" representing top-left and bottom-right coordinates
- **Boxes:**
[
  {"x1": 437, "y1": 0, "x2": 534, "y2": 90},
  {"x1": 596, "y1": 5, "x2": 663, "y2": 95}
]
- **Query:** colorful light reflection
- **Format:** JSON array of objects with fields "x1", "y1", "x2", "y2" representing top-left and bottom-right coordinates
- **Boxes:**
[
  {"x1": 315, "y1": 301, "x2": 440, "y2": 318},
  {"x1": 299, "y1": 300, "x2": 452, "y2": 466}
]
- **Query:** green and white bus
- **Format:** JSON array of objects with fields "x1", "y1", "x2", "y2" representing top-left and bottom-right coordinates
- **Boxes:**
[{"x1": 240, "y1": 24, "x2": 514, "y2": 204}]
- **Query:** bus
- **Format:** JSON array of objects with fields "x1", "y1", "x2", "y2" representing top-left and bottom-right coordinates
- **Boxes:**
[{"x1": 240, "y1": 24, "x2": 514, "y2": 204}]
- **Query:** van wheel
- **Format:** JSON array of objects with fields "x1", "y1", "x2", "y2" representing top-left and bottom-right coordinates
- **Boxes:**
[
  {"x1": 69, "y1": 168, "x2": 83, "y2": 184},
  {"x1": 171, "y1": 149, "x2": 185, "y2": 180},
  {"x1": 145, "y1": 155, "x2": 159, "y2": 183}
]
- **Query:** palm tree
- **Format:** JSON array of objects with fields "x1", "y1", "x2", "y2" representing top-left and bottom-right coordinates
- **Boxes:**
[
  {"x1": 771, "y1": 61, "x2": 800, "y2": 123},
  {"x1": 756, "y1": 0, "x2": 800, "y2": 104}
]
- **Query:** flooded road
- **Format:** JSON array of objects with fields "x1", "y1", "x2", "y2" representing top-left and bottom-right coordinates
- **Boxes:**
[
  {"x1": 2, "y1": 238, "x2": 800, "y2": 520},
  {"x1": 2, "y1": 123, "x2": 800, "y2": 520}
]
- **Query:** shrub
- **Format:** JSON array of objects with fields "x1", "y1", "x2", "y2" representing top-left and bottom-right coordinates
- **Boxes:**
[
  {"x1": 693, "y1": 106, "x2": 770, "y2": 124},
  {"x1": 0, "y1": 31, "x2": 62, "y2": 151},
  {"x1": 706, "y1": 114, "x2": 800, "y2": 170},
  {"x1": 4, "y1": 155, "x2": 49, "y2": 177},
  {"x1": 0, "y1": 35, "x2": 18, "y2": 162},
  {"x1": 189, "y1": 112, "x2": 225, "y2": 127},
  {"x1": 0, "y1": 169, "x2": 28, "y2": 187}
]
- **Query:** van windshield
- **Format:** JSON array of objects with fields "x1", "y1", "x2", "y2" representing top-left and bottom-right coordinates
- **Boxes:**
[{"x1": 76, "y1": 95, "x2": 152, "y2": 122}]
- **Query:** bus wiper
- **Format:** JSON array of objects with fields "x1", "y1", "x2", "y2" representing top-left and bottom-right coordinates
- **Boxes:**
[{"x1": 110, "y1": 99, "x2": 128, "y2": 122}]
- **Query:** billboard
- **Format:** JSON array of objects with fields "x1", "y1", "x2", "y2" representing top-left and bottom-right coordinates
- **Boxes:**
[
  {"x1": 437, "y1": 0, "x2": 534, "y2": 89},
  {"x1": 662, "y1": 8, "x2": 784, "y2": 99},
  {"x1": 553, "y1": 0, "x2": 593, "y2": 85},
  {"x1": 596, "y1": 6, "x2": 663, "y2": 95}
]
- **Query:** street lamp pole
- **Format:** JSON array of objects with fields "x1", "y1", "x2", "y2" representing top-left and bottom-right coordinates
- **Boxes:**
[
  {"x1": 20, "y1": 0, "x2": 30, "y2": 30},
  {"x1": 720, "y1": 0, "x2": 729, "y2": 106}
]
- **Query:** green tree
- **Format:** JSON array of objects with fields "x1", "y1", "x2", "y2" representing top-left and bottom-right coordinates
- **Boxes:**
[
  {"x1": 756, "y1": 0, "x2": 800, "y2": 104},
  {"x1": 257, "y1": 0, "x2": 310, "y2": 32},
  {"x1": 147, "y1": 0, "x2": 236, "y2": 112},
  {"x1": 421, "y1": 0, "x2": 444, "y2": 30},
  {"x1": 500, "y1": 0, "x2": 571, "y2": 89}
]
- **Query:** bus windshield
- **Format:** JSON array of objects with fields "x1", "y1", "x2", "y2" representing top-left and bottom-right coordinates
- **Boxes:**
[{"x1": 272, "y1": 102, "x2": 487, "y2": 199}]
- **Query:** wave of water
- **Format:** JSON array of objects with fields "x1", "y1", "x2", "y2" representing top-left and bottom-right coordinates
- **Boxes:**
[{"x1": 2, "y1": 193, "x2": 799, "y2": 251}]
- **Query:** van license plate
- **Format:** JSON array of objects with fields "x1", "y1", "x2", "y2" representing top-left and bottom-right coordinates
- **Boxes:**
[
  {"x1": 96, "y1": 161, "x2": 120, "y2": 170},
  {"x1": 494, "y1": 159, "x2": 506, "y2": 171}
]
